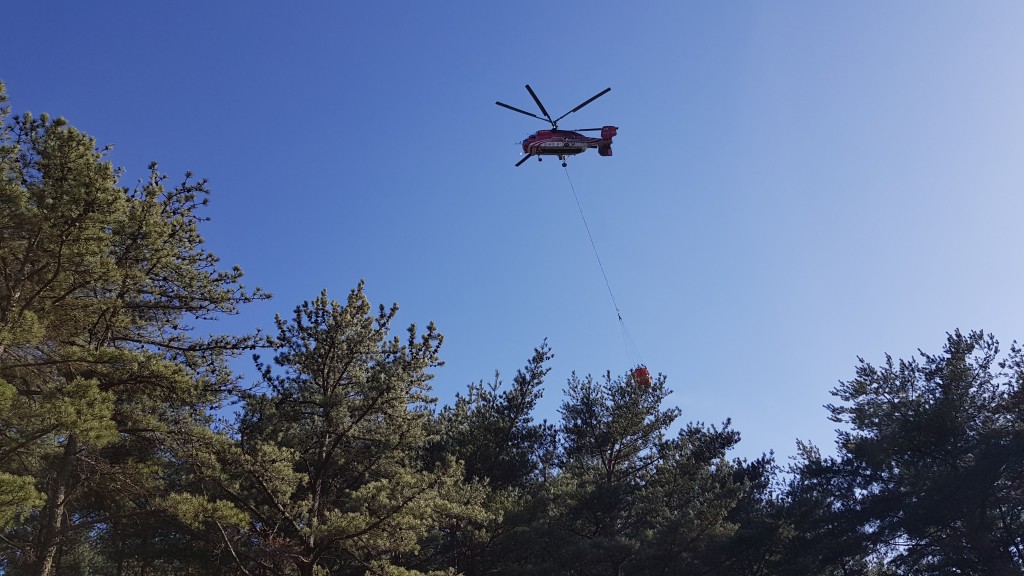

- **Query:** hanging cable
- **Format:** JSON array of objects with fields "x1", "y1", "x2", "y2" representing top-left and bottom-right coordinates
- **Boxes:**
[
  {"x1": 563, "y1": 166, "x2": 645, "y2": 369},
  {"x1": 563, "y1": 167, "x2": 619, "y2": 316}
]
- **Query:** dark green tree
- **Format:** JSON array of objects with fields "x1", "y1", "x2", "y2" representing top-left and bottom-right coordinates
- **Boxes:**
[
  {"x1": 433, "y1": 341, "x2": 556, "y2": 490},
  {"x1": 547, "y1": 370, "x2": 679, "y2": 576},
  {"x1": 179, "y1": 287, "x2": 486, "y2": 576},
  {"x1": 635, "y1": 421, "x2": 751, "y2": 576},
  {"x1": 536, "y1": 370, "x2": 771, "y2": 576},
  {"x1": 537, "y1": 369, "x2": 746, "y2": 576},
  {"x1": 713, "y1": 453, "x2": 792, "y2": 576},
  {"x1": 822, "y1": 330, "x2": 1024, "y2": 575},
  {"x1": 773, "y1": 441, "x2": 879, "y2": 576},
  {"x1": 0, "y1": 81, "x2": 266, "y2": 575},
  {"x1": 421, "y1": 342, "x2": 557, "y2": 576}
]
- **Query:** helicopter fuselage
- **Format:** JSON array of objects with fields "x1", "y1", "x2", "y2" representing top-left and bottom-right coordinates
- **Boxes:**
[{"x1": 522, "y1": 126, "x2": 618, "y2": 159}]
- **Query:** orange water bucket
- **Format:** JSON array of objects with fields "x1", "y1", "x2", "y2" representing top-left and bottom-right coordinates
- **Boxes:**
[{"x1": 632, "y1": 365, "x2": 652, "y2": 389}]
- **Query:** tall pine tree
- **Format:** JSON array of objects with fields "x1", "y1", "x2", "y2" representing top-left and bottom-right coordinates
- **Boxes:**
[
  {"x1": 423, "y1": 342, "x2": 557, "y2": 576},
  {"x1": 0, "y1": 82, "x2": 266, "y2": 575},
  {"x1": 823, "y1": 330, "x2": 1024, "y2": 575},
  {"x1": 178, "y1": 286, "x2": 486, "y2": 576}
]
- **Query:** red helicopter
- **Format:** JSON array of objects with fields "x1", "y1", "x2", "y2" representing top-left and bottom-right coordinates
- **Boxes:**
[{"x1": 497, "y1": 85, "x2": 617, "y2": 167}]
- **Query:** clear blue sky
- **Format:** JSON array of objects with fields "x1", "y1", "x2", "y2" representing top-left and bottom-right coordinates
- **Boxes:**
[{"x1": 6, "y1": 1, "x2": 1024, "y2": 461}]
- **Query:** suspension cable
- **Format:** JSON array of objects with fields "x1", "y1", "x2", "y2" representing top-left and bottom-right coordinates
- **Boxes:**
[{"x1": 563, "y1": 166, "x2": 644, "y2": 368}]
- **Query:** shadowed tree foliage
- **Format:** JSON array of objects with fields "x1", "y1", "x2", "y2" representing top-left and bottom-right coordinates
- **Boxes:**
[
  {"x1": 632, "y1": 420, "x2": 747, "y2": 576},
  {"x1": 545, "y1": 370, "x2": 680, "y2": 576},
  {"x1": 532, "y1": 370, "x2": 752, "y2": 576},
  {"x1": 433, "y1": 341, "x2": 556, "y2": 490},
  {"x1": 420, "y1": 342, "x2": 557, "y2": 576},
  {"x1": 811, "y1": 330, "x2": 1024, "y2": 575},
  {"x1": 773, "y1": 441, "x2": 879, "y2": 576},
  {"x1": 714, "y1": 453, "x2": 792, "y2": 576},
  {"x1": 0, "y1": 82, "x2": 266, "y2": 575}
]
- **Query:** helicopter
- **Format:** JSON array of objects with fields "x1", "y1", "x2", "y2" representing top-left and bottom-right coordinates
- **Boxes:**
[{"x1": 496, "y1": 85, "x2": 617, "y2": 167}]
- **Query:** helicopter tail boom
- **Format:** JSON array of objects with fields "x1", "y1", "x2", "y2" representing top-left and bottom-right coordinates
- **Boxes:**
[{"x1": 598, "y1": 126, "x2": 617, "y2": 156}]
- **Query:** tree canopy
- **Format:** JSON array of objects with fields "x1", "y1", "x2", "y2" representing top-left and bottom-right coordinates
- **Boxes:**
[
  {"x1": 0, "y1": 80, "x2": 266, "y2": 575},
  {"x1": 1, "y1": 82, "x2": 1022, "y2": 575}
]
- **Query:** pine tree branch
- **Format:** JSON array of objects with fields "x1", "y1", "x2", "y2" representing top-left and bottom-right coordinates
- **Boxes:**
[
  {"x1": 215, "y1": 520, "x2": 253, "y2": 576},
  {"x1": 0, "y1": 425, "x2": 60, "y2": 461}
]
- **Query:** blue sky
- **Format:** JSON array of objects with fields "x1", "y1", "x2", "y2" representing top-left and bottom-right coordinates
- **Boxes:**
[{"x1": 5, "y1": 1, "x2": 1024, "y2": 461}]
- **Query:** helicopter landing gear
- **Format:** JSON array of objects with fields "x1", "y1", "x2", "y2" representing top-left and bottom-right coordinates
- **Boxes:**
[{"x1": 558, "y1": 155, "x2": 568, "y2": 167}]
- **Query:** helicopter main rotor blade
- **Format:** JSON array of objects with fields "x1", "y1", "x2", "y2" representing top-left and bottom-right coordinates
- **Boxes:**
[
  {"x1": 496, "y1": 101, "x2": 550, "y2": 123},
  {"x1": 554, "y1": 87, "x2": 611, "y2": 124},
  {"x1": 525, "y1": 84, "x2": 555, "y2": 125},
  {"x1": 515, "y1": 153, "x2": 534, "y2": 167}
]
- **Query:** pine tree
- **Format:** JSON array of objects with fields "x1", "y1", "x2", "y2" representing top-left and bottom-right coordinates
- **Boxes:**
[
  {"x1": 822, "y1": 330, "x2": 1024, "y2": 575},
  {"x1": 423, "y1": 342, "x2": 557, "y2": 575},
  {"x1": 637, "y1": 421, "x2": 746, "y2": 575},
  {"x1": 179, "y1": 286, "x2": 486, "y2": 576},
  {"x1": 715, "y1": 453, "x2": 792, "y2": 576},
  {"x1": 0, "y1": 82, "x2": 266, "y2": 575},
  {"x1": 544, "y1": 370, "x2": 679, "y2": 576},
  {"x1": 774, "y1": 441, "x2": 878, "y2": 576},
  {"x1": 540, "y1": 370, "x2": 757, "y2": 576}
]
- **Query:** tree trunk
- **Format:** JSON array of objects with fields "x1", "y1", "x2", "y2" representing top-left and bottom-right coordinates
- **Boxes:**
[
  {"x1": 35, "y1": 434, "x2": 78, "y2": 576},
  {"x1": 297, "y1": 559, "x2": 317, "y2": 576}
]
